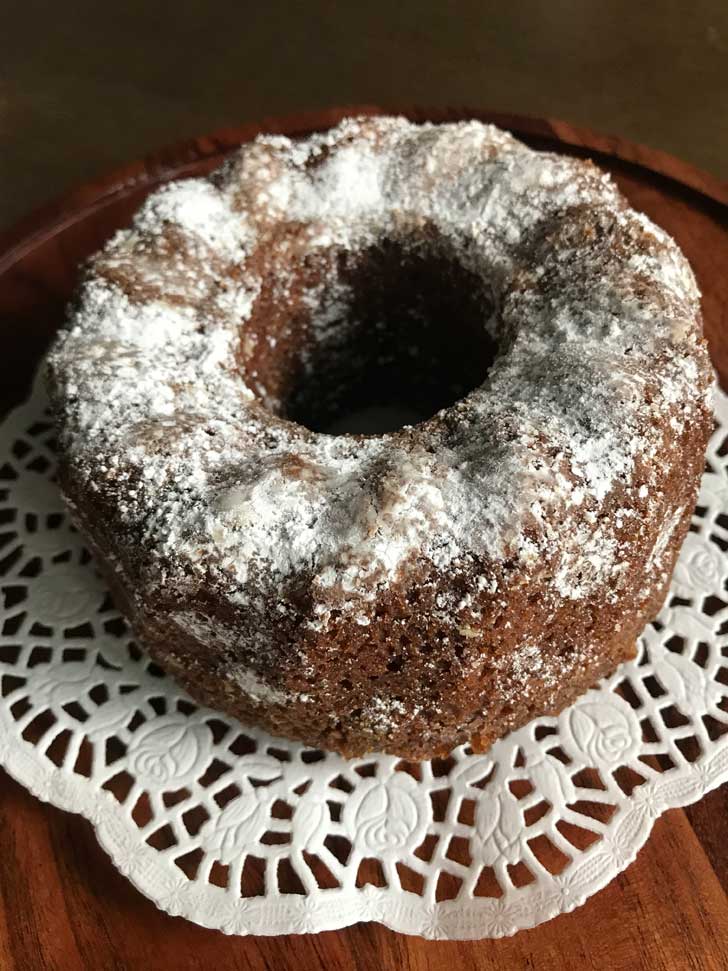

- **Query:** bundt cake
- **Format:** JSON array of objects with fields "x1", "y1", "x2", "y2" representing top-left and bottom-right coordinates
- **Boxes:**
[{"x1": 46, "y1": 115, "x2": 713, "y2": 758}]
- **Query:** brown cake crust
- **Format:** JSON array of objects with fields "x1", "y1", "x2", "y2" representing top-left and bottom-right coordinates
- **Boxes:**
[{"x1": 46, "y1": 117, "x2": 714, "y2": 758}]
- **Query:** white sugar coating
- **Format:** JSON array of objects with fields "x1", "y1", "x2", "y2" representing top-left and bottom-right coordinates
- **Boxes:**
[
  {"x1": 208, "y1": 441, "x2": 531, "y2": 603},
  {"x1": 362, "y1": 694, "x2": 414, "y2": 734},
  {"x1": 47, "y1": 115, "x2": 712, "y2": 633},
  {"x1": 509, "y1": 643, "x2": 546, "y2": 684},
  {"x1": 230, "y1": 665, "x2": 291, "y2": 706},
  {"x1": 134, "y1": 179, "x2": 253, "y2": 260}
]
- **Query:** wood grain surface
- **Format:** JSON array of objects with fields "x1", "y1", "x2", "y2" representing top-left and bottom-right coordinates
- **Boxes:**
[{"x1": 1, "y1": 108, "x2": 727, "y2": 970}]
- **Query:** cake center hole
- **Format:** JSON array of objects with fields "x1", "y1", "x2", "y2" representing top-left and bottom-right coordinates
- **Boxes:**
[{"x1": 242, "y1": 237, "x2": 498, "y2": 435}]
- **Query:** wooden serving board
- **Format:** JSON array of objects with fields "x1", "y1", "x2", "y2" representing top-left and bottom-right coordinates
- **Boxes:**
[{"x1": 1, "y1": 108, "x2": 727, "y2": 971}]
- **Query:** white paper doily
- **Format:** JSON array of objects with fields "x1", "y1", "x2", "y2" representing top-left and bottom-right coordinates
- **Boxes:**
[{"x1": 1, "y1": 369, "x2": 728, "y2": 940}]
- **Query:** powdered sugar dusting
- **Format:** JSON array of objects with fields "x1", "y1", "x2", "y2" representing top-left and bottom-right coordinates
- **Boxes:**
[
  {"x1": 135, "y1": 179, "x2": 253, "y2": 260},
  {"x1": 46, "y1": 116, "x2": 713, "y2": 713}
]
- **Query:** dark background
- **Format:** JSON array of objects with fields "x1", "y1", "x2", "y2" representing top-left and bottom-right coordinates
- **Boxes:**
[{"x1": 1, "y1": 0, "x2": 727, "y2": 231}]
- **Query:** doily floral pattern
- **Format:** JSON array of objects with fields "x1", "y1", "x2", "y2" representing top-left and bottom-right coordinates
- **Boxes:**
[{"x1": 1, "y1": 371, "x2": 727, "y2": 940}]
